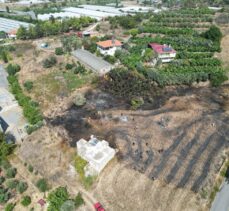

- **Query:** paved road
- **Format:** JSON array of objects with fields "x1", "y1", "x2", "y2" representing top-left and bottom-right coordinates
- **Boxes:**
[{"x1": 211, "y1": 179, "x2": 229, "y2": 211}]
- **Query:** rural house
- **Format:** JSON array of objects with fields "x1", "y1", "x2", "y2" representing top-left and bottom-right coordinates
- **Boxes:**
[
  {"x1": 77, "y1": 135, "x2": 116, "y2": 176},
  {"x1": 8, "y1": 29, "x2": 17, "y2": 39},
  {"x1": 148, "y1": 43, "x2": 176, "y2": 63},
  {"x1": 96, "y1": 39, "x2": 122, "y2": 56}
]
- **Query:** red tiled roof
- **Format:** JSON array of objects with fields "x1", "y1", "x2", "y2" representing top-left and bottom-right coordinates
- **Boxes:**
[
  {"x1": 96, "y1": 40, "x2": 122, "y2": 48},
  {"x1": 8, "y1": 29, "x2": 17, "y2": 35},
  {"x1": 149, "y1": 43, "x2": 176, "y2": 54}
]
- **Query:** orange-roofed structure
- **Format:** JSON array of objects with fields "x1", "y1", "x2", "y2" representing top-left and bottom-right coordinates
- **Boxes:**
[
  {"x1": 96, "y1": 39, "x2": 122, "y2": 56},
  {"x1": 8, "y1": 29, "x2": 17, "y2": 39}
]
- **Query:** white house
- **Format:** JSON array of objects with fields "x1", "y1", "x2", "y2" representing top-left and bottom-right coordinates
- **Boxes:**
[
  {"x1": 96, "y1": 39, "x2": 122, "y2": 56},
  {"x1": 149, "y1": 43, "x2": 176, "y2": 63},
  {"x1": 77, "y1": 135, "x2": 115, "y2": 176}
]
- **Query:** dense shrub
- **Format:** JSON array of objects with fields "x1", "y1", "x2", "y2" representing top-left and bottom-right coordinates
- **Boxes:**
[
  {"x1": 28, "y1": 165, "x2": 33, "y2": 173},
  {"x1": 23, "y1": 81, "x2": 33, "y2": 91},
  {"x1": 4, "y1": 203, "x2": 15, "y2": 211},
  {"x1": 0, "y1": 160, "x2": 11, "y2": 170},
  {"x1": 0, "y1": 176, "x2": 5, "y2": 185},
  {"x1": 42, "y1": 56, "x2": 57, "y2": 68},
  {"x1": 203, "y1": 25, "x2": 223, "y2": 42},
  {"x1": 26, "y1": 121, "x2": 43, "y2": 134},
  {"x1": 1, "y1": 51, "x2": 8, "y2": 63},
  {"x1": 104, "y1": 55, "x2": 117, "y2": 64},
  {"x1": 0, "y1": 46, "x2": 16, "y2": 63},
  {"x1": 6, "y1": 64, "x2": 21, "y2": 76},
  {"x1": 21, "y1": 196, "x2": 31, "y2": 207},
  {"x1": 73, "y1": 63, "x2": 87, "y2": 74},
  {"x1": 0, "y1": 188, "x2": 10, "y2": 204},
  {"x1": 131, "y1": 97, "x2": 144, "y2": 110},
  {"x1": 47, "y1": 187, "x2": 69, "y2": 210},
  {"x1": 36, "y1": 178, "x2": 49, "y2": 192},
  {"x1": 16, "y1": 181, "x2": 28, "y2": 193},
  {"x1": 6, "y1": 179, "x2": 18, "y2": 189},
  {"x1": 74, "y1": 192, "x2": 84, "y2": 208},
  {"x1": 73, "y1": 93, "x2": 86, "y2": 107},
  {"x1": 55, "y1": 47, "x2": 64, "y2": 55},
  {"x1": 7, "y1": 75, "x2": 43, "y2": 125},
  {"x1": 65, "y1": 63, "x2": 74, "y2": 70},
  {"x1": 6, "y1": 168, "x2": 17, "y2": 178}
]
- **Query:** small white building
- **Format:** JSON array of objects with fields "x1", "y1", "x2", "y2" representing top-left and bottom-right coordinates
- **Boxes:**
[
  {"x1": 148, "y1": 43, "x2": 176, "y2": 63},
  {"x1": 77, "y1": 135, "x2": 115, "y2": 176},
  {"x1": 96, "y1": 39, "x2": 122, "y2": 56}
]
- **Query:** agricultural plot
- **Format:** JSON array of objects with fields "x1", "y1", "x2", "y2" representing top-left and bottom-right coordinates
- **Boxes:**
[{"x1": 117, "y1": 8, "x2": 227, "y2": 87}]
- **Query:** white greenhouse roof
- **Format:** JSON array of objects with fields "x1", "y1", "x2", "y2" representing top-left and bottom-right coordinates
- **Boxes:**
[
  {"x1": 119, "y1": 6, "x2": 153, "y2": 13},
  {"x1": 16, "y1": 0, "x2": 49, "y2": 5},
  {"x1": 63, "y1": 7, "x2": 119, "y2": 19},
  {"x1": 37, "y1": 5, "x2": 156, "y2": 21},
  {"x1": 37, "y1": 12, "x2": 81, "y2": 21},
  {"x1": 80, "y1": 5, "x2": 124, "y2": 15},
  {"x1": 0, "y1": 17, "x2": 31, "y2": 33}
]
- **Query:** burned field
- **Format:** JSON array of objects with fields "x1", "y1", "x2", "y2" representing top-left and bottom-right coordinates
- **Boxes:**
[{"x1": 48, "y1": 86, "x2": 229, "y2": 194}]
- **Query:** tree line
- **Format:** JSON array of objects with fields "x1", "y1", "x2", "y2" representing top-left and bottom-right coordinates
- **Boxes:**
[{"x1": 16, "y1": 17, "x2": 96, "y2": 40}]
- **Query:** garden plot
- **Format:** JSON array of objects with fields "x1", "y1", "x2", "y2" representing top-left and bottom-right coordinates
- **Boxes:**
[{"x1": 115, "y1": 8, "x2": 227, "y2": 87}]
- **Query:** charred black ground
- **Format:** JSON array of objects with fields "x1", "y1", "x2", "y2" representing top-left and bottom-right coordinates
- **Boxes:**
[{"x1": 48, "y1": 85, "x2": 229, "y2": 193}]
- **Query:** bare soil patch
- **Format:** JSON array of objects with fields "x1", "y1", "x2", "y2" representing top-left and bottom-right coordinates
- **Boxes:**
[{"x1": 215, "y1": 33, "x2": 229, "y2": 68}]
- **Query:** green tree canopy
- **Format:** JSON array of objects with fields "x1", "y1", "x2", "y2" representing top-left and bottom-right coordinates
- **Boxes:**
[
  {"x1": 36, "y1": 178, "x2": 49, "y2": 192},
  {"x1": 21, "y1": 196, "x2": 31, "y2": 207},
  {"x1": 203, "y1": 25, "x2": 223, "y2": 42},
  {"x1": 47, "y1": 187, "x2": 69, "y2": 211}
]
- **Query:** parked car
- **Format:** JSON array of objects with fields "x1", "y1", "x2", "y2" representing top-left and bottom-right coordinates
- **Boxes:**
[{"x1": 94, "y1": 202, "x2": 105, "y2": 211}]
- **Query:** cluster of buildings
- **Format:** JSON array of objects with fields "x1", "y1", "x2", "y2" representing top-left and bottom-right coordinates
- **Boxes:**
[
  {"x1": 96, "y1": 39, "x2": 176, "y2": 62},
  {"x1": 73, "y1": 38, "x2": 176, "y2": 75}
]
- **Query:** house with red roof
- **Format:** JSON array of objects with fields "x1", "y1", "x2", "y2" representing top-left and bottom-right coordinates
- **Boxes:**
[
  {"x1": 8, "y1": 29, "x2": 17, "y2": 39},
  {"x1": 96, "y1": 39, "x2": 122, "y2": 56},
  {"x1": 148, "y1": 43, "x2": 176, "y2": 63}
]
